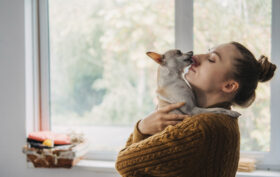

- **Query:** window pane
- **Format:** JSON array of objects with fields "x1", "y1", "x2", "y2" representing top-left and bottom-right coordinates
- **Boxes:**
[
  {"x1": 194, "y1": 0, "x2": 272, "y2": 152},
  {"x1": 49, "y1": 0, "x2": 174, "y2": 154}
]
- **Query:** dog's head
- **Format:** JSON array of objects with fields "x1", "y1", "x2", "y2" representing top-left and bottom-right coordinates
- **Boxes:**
[{"x1": 146, "y1": 49, "x2": 193, "y2": 70}]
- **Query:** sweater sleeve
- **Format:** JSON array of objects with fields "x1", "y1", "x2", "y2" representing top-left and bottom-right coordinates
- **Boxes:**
[
  {"x1": 124, "y1": 120, "x2": 152, "y2": 148},
  {"x1": 115, "y1": 117, "x2": 203, "y2": 177}
]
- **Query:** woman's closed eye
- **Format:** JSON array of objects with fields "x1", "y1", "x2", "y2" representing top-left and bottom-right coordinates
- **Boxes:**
[
  {"x1": 207, "y1": 50, "x2": 216, "y2": 63},
  {"x1": 208, "y1": 59, "x2": 215, "y2": 63}
]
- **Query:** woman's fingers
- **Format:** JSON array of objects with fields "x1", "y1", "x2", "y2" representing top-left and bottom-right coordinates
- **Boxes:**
[
  {"x1": 159, "y1": 102, "x2": 186, "y2": 113},
  {"x1": 183, "y1": 114, "x2": 191, "y2": 118},
  {"x1": 163, "y1": 113, "x2": 185, "y2": 121},
  {"x1": 166, "y1": 120, "x2": 182, "y2": 126}
]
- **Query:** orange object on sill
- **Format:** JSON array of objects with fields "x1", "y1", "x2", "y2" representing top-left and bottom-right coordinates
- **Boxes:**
[{"x1": 28, "y1": 131, "x2": 71, "y2": 145}]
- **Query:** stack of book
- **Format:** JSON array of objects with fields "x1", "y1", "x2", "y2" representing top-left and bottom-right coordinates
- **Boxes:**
[{"x1": 22, "y1": 131, "x2": 89, "y2": 168}]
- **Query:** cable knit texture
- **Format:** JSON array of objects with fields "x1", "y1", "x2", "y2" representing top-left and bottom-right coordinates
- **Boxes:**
[{"x1": 115, "y1": 113, "x2": 240, "y2": 177}]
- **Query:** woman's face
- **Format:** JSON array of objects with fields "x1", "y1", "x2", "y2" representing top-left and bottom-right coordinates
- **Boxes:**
[{"x1": 184, "y1": 43, "x2": 240, "y2": 94}]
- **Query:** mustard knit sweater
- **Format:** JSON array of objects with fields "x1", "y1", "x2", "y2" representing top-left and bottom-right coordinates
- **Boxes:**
[{"x1": 115, "y1": 113, "x2": 240, "y2": 177}]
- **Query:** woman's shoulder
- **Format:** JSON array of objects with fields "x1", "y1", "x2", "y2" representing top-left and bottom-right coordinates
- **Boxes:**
[
  {"x1": 190, "y1": 112, "x2": 238, "y2": 121},
  {"x1": 184, "y1": 113, "x2": 240, "y2": 136},
  {"x1": 162, "y1": 112, "x2": 239, "y2": 141}
]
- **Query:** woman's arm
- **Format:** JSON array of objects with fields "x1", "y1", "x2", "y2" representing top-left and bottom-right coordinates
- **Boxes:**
[
  {"x1": 115, "y1": 117, "x2": 203, "y2": 177},
  {"x1": 124, "y1": 120, "x2": 151, "y2": 148},
  {"x1": 123, "y1": 102, "x2": 188, "y2": 147}
]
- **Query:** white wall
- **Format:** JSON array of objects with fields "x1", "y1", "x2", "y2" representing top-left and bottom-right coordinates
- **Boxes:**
[{"x1": 0, "y1": 0, "x2": 119, "y2": 176}]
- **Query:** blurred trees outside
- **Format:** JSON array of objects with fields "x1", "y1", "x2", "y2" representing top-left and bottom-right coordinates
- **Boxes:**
[
  {"x1": 194, "y1": 0, "x2": 272, "y2": 151},
  {"x1": 49, "y1": 0, "x2": 174, "y2": 126},
  {"x1": 49, "y1": 0, "x2": 271, "y2": 152}
]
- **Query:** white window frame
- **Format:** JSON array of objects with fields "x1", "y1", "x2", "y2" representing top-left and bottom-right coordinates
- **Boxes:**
[
  {"x1": 25, "y1": 0, "x2": 50, "y2": 135},
  {"x1": 29, "y1": 0, "x2": 280, "y2": 170}
]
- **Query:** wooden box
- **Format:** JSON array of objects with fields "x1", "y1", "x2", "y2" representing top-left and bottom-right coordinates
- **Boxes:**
[{"x1": 22, "y1": 141, "x2": 89, "y2": 168}]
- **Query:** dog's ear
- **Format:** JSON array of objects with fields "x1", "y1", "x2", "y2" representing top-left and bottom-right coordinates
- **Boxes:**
[{"x1": 146, "y1": 52, "x2": 163, "y2": 64}]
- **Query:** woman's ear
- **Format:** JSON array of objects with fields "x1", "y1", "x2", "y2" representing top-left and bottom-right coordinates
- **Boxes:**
[{"x1": 222, "y1": 80, "x2": 239, "y2": 93}]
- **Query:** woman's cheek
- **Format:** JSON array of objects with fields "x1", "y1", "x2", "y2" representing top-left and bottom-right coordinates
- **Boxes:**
[
  {"x1": 199, "y1": 70, "x2": 218, "y2": 91},
  {"x1": 193, "y1": 71, "x2": 210, "y2": 90}
]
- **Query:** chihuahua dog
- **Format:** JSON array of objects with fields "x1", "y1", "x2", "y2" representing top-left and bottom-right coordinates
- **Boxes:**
[{"x1": 146, "y1": 49, "x2": 241, "y2": 118}]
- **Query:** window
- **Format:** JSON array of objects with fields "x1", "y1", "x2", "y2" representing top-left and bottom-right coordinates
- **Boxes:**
[
  {"x1": 194, "y1": 0, "x2": 272, "y2": 152},
  {"x1": 33, "y1": 0, "x2": 280, "y2": 170},
  {"x1": 48, "y1": 0, "x2": 175, "y2": 159}
]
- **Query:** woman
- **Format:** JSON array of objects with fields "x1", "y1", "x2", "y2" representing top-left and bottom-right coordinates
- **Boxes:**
[{"x1": 115, "y1": 41, "x2": 277, "y2": 177}]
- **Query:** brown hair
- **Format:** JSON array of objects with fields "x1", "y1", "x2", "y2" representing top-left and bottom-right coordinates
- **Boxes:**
[{"x1": 229, "y1": 41, "x2": 277, "y2": 108}]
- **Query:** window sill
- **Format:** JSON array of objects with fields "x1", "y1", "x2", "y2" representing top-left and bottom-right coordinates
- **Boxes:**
[
  {"x1": 74, "y1": 159, "x2": 117, "y2": 173},
  {"x1": 237, "y1": 170, "x2": 280, "y2": 177},
  {"x1": 27, "y1": 159, "x2": 280, "y2": 176},
  {"x1": 76, "y1": 160, "x2": 280, "y2": 177},
  {"x1": 25, "y1": 159, "x2": 117, "y2": 173}
]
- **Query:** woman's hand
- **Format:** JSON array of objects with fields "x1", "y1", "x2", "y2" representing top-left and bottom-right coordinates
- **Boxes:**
[{"x1": 138, "y1": 102, "x2": 190, "y2": 135}]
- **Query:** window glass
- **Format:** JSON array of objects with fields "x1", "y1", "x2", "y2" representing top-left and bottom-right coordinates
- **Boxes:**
[
  {"x1": 49, "y1": 0, "x2": 174, "y2": 153},
  {"x1": 194, "y1": 0, "x2": 272, "y2": 151}
]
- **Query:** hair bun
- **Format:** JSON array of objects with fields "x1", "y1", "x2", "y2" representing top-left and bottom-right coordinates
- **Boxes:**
[{"x1": 257, "y1": 55, "x2": 277, "y2": 82}]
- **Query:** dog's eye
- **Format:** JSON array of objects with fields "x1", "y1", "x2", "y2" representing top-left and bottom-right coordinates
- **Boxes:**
[{"x1": 176, "y1": 50, "x2": 182, "y2": 55}]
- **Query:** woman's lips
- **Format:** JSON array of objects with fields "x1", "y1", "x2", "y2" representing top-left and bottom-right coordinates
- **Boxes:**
[{"x1": 191, "y1": 56, "x2": 199, "y2": 66}]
